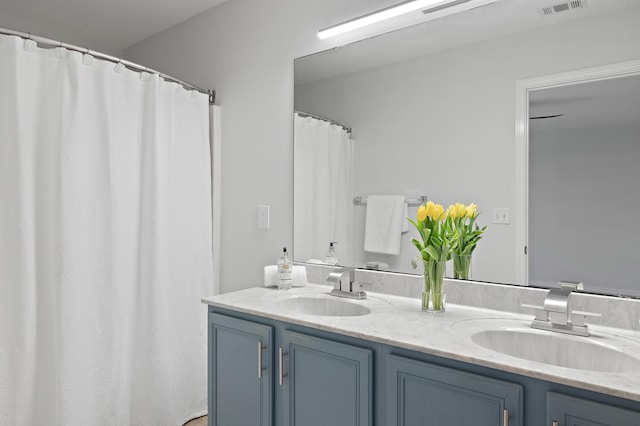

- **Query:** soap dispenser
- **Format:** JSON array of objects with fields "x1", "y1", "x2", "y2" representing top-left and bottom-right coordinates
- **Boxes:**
[
  {"x1": 324, "y1": 242, "x2": 338, "y2": 266},
  {"x1": 277, "y1": 247, "x2": 292, "y2": 290}
]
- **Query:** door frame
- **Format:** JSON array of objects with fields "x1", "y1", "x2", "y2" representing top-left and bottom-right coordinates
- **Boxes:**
[{"x1": 514, "y1": 59, "x2": 640, "y2": 285}]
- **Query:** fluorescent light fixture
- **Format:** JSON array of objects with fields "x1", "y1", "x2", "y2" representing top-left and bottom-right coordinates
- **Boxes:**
[{"x1": 318, "y1": 0, "x2": 477, "y2": 39}]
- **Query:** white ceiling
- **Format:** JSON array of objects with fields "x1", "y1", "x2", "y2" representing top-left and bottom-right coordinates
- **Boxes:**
[
  {"x1": 2, "y1": 0, "x2": 639, "y2": 130},
  {"x1": 529, "y1": 74, "x2": 640, "y2": 131},
  {"x1": 0, "y1": 0, "x2": 230, "y2": 54},
  {"x1": 294, "y1": 0, "x2": 640, "y2": 131},
  {"x1": 3, "y1": 0, "x2": 634, "y2": 59},
  {"x1": 295, "y1": 0, "x2": 638, "y2": 85}
]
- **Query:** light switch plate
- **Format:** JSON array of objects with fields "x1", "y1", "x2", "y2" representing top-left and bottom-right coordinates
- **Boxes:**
[
  {"x1": 258, "y1": 205, "x2": 270, "y2": 229},
  {"x1": 492, "y1": 207, "x2": 510, "y2": 224}
]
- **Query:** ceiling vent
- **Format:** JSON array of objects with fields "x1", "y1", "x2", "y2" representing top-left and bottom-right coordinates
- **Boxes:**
[{"x1": 538, "y1": 0, "x2": 587, "y2": 16}]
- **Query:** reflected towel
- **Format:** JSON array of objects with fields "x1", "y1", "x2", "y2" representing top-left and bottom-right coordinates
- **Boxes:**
[
  {"x1": 264, "y1": 264, "x2": 308, "y2": 287},
  {"x1": 364, "y1": 195, "x2": 406, "y2": 255},
  {"x1": 401, "y1": 202, "x2": 409, "y2": 233}
]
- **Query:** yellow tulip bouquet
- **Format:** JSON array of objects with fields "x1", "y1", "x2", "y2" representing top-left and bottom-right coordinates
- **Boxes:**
[
  {"x1": 408, "y1": 201, "x2": 487, "y2": 311},
  {"x1": 408, "y1": 201, "x2": 450, "y2": 311},
  {"x1": 408, "y1": 201, "x2": 450, "y2": 265},
  {"x1": 445, "y1": 203, "x2": 487, "y2": 280}
]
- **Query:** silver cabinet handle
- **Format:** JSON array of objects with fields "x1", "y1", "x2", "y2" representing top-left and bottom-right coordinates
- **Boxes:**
[
  {"x1": 257, "y1": 342, "x2": 263, "y2": 379},
  {"x1": 503, "y1": 409, "x2": 509, "y2": 426},
  {"x1": 552, "y1": 421, "x2": 559, "y2": 426},
  {"x1": 278, "y1": 347, "x2": 288, "y2": 385}
]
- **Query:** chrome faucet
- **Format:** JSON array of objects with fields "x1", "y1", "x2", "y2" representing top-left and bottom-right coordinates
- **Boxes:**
[
  {"x1": 522, "y1": 281, "x2": 600, "y2": 337},
  {"x1": 327, "y1": 267, "x2": 366, "y2": 299}
]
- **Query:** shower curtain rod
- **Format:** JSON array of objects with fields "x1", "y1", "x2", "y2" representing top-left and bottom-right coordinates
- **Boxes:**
[
  {"x1": 295, "y1": 110, "x2": 352, "y2": 133},
  {"x1": 0, "y1": 26, "x2": 216, "y2": 104}
]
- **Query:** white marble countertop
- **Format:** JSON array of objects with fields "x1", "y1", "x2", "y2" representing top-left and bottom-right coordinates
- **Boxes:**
[{"x1": 202, "y1": 284, "x2": 640, "y2": 402}]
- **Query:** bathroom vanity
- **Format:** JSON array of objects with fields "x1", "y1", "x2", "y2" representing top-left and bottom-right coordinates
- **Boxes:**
[{"x1": 202, "y1": 284, "x2": 640, "y2": 426}]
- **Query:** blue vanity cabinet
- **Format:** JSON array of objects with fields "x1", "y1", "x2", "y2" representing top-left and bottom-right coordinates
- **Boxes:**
[
  {"x1": 207, "y1": 305, "x2": 640, "y2": 426},
  {"x1": 280, "y1": 330, "x2": 373, "y2": 426},
  {"x1": 208, "y1": 313, "x2": 273, "y2": 426},
  {"x1": 386, "y1": 354, "x2": 523, "y2": 426},
  {"x1": 547, "y1": 392, "x2": 640, "y2": 425}
]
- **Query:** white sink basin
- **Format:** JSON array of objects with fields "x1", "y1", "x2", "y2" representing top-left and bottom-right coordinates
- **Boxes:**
[
  {"x1": 471, "y1": 328, "x2": 640, "y2": 373},
  {"x1": 275, "y1": 295, "x2": 371, "y2": 317}
]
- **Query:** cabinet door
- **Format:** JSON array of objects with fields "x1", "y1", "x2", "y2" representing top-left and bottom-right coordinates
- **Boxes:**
[
  {"x1": 281, "y1": 330, "x2": 373, "y2": 426},
  {"x1": 209, "y1": 313, "x2": 273, "y2": 426},
  {"x1": 386, "y1": 354, "x2": 523, "y2": 426},
  {"x1": 547, "y1": 392, "x2": 640, "y2": 425}
]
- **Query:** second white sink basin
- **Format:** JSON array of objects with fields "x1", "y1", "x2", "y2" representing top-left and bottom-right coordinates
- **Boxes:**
[
  {"x1": 471, "y1": 327, "x2": 640, "y2": 373},
  {"x1": 275, "y1": 295, "x2": 371, "y2": 317}
]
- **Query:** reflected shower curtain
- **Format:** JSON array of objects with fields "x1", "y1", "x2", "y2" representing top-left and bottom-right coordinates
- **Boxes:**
[
  {"x1": 0, "y1": 35, "x2": 213, "y2": 425},
  {"x1": 294, "y1": 113, "x2": 353, "y2": 265}
]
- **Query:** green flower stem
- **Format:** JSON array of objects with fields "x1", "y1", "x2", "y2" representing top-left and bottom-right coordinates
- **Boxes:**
[
  {"x1": 422, "y1": 260, "x2": 446, "y2": 312},
  {"x1": 452, "y1": 253, "x2": 472, "y2": 280}
]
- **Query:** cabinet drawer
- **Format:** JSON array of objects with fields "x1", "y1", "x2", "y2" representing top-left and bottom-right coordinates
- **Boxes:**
[
  {"x1": 547, "y1": 392, "x2": 640, "y2": 426},
  {"x1": 209, "y1": 313, "x2": 273, "y2": 426},
  {"x1": 281, "y1": 330, "x2": 373, "y2": 426},
  {"x1": 386, "y1": 354, "x2": 523, "y2": 426}
]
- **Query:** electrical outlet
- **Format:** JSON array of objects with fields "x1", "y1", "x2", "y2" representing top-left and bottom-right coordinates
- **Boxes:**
[
  {"x1": 258, "y1": 205, "x2": 270, "y2": 229},
  {"x1": 492, "y1": 207, "x2": 510, "y2": 224}
]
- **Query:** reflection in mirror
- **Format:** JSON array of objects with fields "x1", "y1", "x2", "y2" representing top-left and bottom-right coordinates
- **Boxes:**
[
  {"x1": 528, "y1": 74, "x2": 640, "y2": 298},
  {"x1": 293, "y1": 0, "x2": 640, "y2": 296},
  {"x1": 293, "y1": 112, "x2": 354, "y2": 266}
]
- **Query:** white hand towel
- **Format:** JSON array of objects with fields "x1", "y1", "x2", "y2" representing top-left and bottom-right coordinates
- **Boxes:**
[
  {"x1": 363, "y1": 195, "x2": 406, "y2": 255},
  {"x1": 264, "y1": 265, "x2": 308, "y2": 287}
]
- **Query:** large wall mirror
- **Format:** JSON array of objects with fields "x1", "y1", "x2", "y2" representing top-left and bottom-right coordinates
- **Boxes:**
[{"x1": 293, "y1": 0, "x2": 640, "y2": 297}]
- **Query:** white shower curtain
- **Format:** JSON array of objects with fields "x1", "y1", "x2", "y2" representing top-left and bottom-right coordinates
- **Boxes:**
[
  {"x1": 0, "y1": 35, "x2": 213, "y2": 425},
  {"x1": 294, "y1": 113, "x2": 353, "y2": 265}
]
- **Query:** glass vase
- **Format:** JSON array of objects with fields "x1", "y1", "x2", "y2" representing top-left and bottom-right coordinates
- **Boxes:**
[
  {"x1": 422, "y1": 260, "x2": 446, "y2": 313},
  {"x1": 452, "y1": 253, "x2": 472, "y2": 280}
]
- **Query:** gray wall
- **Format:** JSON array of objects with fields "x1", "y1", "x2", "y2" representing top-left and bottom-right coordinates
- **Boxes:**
[
  {"x1": 530, "y1": 123, "x2": 640, "y2": 296},
  {"x1": 5, "y1": 0, "x2": 640, "y2": 293},
  {"x1": 0, "y1": 14, "x2": 123, "y2": 57},
  {"x1": 124, "y1": 0, "x2": 395, "y2": 292},
  {"x1": 125, "y1": 1, "x2": 640, "y2": 292},
  {"x1": 294, "y1": 7, "x2": 640, "y2": 284}
]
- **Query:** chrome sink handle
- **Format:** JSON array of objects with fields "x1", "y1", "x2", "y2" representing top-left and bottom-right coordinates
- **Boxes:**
[
  {"x1": 327, "y1": 267, "x2": 366, "y2": 300},
  {"x1": 570, "y1": 310, "x2": 602, "y2": 327}
]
